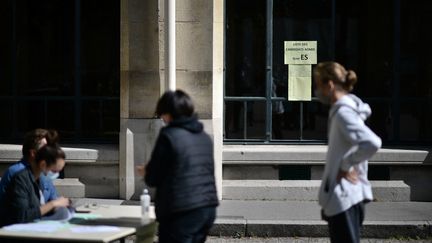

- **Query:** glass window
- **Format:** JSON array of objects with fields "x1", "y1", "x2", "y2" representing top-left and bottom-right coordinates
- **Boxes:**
[
  {"x1": 0, "y1": 1, "x2": 13, "y2": 96},
  {"x1": 336, "y1": 1, "x2": 394, "y2": 98},
  {"x1": 47, "y1": 101, "x2": 75, "y2": 140},
  {"x1": 399, "y1": 101, "x2": 432, "y2": 141},
  {"x1": 225, "y1": 0, "x2": 266, "y2": 97},
  {"x1": 81, "y1": 0, "x2": 119, "y2": 97},
  {"x1": 225, "y1": 100, "x2": 266, "y2": 140},
  {"x1": 400, "y1": 1, "x2": 432, "y2": 97},
  {"x1": 225, "y1": 0, "x2": 432, "y2": 144},
  {"x1": 0, "y1": 0, "x2": 119, "y2": 143},
  {"x1": 15, "y1": 0, "x2": 75, "y2": 96}
]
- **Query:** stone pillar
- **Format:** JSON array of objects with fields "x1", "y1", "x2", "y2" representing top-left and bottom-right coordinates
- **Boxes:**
[
  {"x1": 120, "y1": 0, "x2": 161, "y2": 199},
  {"x1": 158, "y1": 0, "x2": 223, "y2": 199},
  {"x1": 120, "y1": 0, "x2": 224, "y2": 200},
  {"x1": 212, "y1": 0, "x2": 224, "y2": 199}
]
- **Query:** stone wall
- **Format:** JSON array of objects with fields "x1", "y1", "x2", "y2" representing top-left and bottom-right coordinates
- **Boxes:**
[{"x1": 120, "y1": 0, "x2": 223, "y2": 199}]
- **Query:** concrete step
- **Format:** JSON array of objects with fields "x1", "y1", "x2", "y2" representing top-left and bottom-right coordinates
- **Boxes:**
[
  {"x1": 222, "y1": 180, "x2": 410, "y2": 202},
  {"x1": 211, "y1": 200, "x2": 432, "y2": 239},
  {"x1": 206, "y1": 237, "x2": 431, "y2": 242},
  {"x1": 223, "y1": 145, "x2": 432, "y2": 165},
  {"x1": 53, "y1": 178, "x2": 85, "y2": 198}
]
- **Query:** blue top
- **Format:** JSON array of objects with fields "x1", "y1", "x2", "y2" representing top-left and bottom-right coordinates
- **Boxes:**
[{"x1": 0, "y1": 160, "x2": 58, "y2": 203}]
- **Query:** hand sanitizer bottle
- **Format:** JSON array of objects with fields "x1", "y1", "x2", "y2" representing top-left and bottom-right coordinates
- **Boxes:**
[{"x1": 140, "y1": 189, "x2": 151, "y2": 225}]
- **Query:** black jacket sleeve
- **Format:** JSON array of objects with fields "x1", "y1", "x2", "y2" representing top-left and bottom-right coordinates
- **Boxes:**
[
  {"x1": 145, "y1": 133, "x2": 173, "y2": 187},
  {"x1": 7, "y1": 173, "x2": 41, "y2": 223}
]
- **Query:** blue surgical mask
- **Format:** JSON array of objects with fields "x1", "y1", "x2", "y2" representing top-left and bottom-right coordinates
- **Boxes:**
[{"x1": 46, "y1": 171, "x2": 60, "y2": 180}]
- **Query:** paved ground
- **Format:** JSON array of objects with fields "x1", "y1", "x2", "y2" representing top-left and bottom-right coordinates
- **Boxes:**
[
  {"x1": 205, "y1": 237, "x2": 432, "y2": 243},
  {"x1": 217, "y1": 200, "x2": 432, "y2": 222},
  {"x1": 206, "y1": 237, "x2": 432, "y2": 243},
  {"x1": 120, "y1": 236, "x2": 432, "y2": 243},
  {"x1": 213, "y1": 200, "x2": 432, "y2": 239},
  {"x1": 72, "y1": 198, "x2": 432, "y2": 240}
]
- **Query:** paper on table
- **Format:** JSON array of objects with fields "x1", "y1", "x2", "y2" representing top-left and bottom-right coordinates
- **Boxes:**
[
  {"x1": 73, "y1": 213, "x2": 102, "y2": 220},
  {"x1": 3, "y1": 221, "x2": 67, "y2": 233},
  {"x1": 70, "y1": 226, "x2": 121, "y2": 233}
]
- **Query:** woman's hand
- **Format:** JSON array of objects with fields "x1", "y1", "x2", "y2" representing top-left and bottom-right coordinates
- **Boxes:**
[
  {"x1": 40, "y1": 197, "x2": 70, "y2": 216},
  {"x1": 52, "y1": 197, "x2": 70, "y2": 208},
  {"x1": 136, "y1": 164, "x2": 146, "y2": 177},
  {"x1": 337, "y1": 169, "x2": 358, "y2": 184}
]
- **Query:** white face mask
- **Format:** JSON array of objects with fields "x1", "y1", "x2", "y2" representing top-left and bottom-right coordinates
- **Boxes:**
[
  {"x1": 45, "y1": 171, "x2": 60, "y2": 180},
  {"x1": 160, "y1": 118, "x2": 167, "y2": 127}
]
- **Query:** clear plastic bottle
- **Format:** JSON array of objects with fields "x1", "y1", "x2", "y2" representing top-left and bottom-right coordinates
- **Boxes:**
[{"x1": 140, "y1": 189, "x2": 151, "y2": 225}]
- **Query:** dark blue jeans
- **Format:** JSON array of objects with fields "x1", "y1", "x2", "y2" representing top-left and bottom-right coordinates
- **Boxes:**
[
  {"x1": 158, "y1": 206, "x2": 217, "y2": 243},
  {"x1": 327, "y1": 202, "x2": 365, "y2": 243}
]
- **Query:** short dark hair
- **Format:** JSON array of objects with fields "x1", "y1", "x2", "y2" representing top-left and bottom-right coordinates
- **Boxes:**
[
  {"x1": 155, "y1": 90, "x2": 195, "y2": 119},
  {"x1": 22, "y1": 129, "x2": 59, "y2": 160},
  {"x1": 35, "y1": 144, "x2": 66, "y2": 167}
]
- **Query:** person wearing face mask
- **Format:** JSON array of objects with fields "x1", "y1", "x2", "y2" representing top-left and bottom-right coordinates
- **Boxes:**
[
  {"x1": 137, "y1": 90, "x2": 219, "y2": 243},
  {"x1": 0, "y1": 129, "x2": 60, "y2": 205},
  {"x1": 0, "y1": 144, "x2": 70, "y2": 227},
  {"x1": 314, "y1": 62, "x2": 382, "y2": 243}
]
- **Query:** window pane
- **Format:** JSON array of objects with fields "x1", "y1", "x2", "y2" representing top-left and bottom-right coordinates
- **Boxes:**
[
  {"x1": 400, "y1": 1, "x2": 432, "y2": 97},
  {"x1": 82, "y1": 100, "x2": 119, "y2": 140},
  {"x1": 399, "y1": 101, "x2": 432, "y2": 141},
  {"x1": 81, "y1": 0, "x2": 119, "y2": 97},
  {"x1": 225, "y1": 101, "x2": 266, "y2": 140},
  {"x1": 102, "y1": 100, "x2": 119, "y2": 139},
  {"x1": 15, "y1": 0, "x2": 74, "y2": 96},
  {"x1": 271, "y1": 101, "x2": 300, "y2": 140},
  {"x1": 302, "y1": 101, "x2": 328, "y2": 140},
  {"x1": 47, "y1": 101, "x2": 75, "y2": 140},
  {"x1": 336, "y1": 1, "x2": 394, "y2": 98},
  {"x1": 82, "y1": 101, "x2": 100, "y2": 138},
  {"x1": 365, "y1": 100, "x2": 393, "y2": 142},
  {"x1": 0, "y1": 101, "x2": 13, "y2": 140},
  {"x1": 0, "y1": 1, "x2": 13, "y2": 96},
  {"x1": 272, "y1": 0, "x2": 332, "y2": 141},
  {"x1": 273, "y1": 0, "x2": 333, "y2": 89},
  {"x1": 226, "y1": 0, "x2": 266, "y2": 97},
  {"x1": 16, "y1": 100, "x2": 45, "y2": 134}
]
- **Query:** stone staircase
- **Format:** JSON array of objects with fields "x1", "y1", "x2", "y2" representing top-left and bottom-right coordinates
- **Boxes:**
[
  {"x1": 0, "y1": 144, "x2": 119, "y2": 199},
  {"x1": 222, "y1": 145, "x2": 432, "y2": 202},
  {"x1": 214, "y1": 145, "x2": 432, "y2": 238},
  {"x1": 222, "y1": 180, "x2": 410, "y2": 202},
  {"x1": 53, "y1": 178, "x2": 85, "y2": 198}
]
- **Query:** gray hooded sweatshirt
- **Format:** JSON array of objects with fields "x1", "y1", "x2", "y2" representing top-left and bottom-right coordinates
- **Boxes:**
[{"x1": 319, "y1": 94, "x2": 382, "y2": 217}]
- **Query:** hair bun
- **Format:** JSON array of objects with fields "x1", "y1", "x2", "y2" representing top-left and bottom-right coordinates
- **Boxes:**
[{"x1": 345, "y1": 70, "x2": 358, "y2": 92}]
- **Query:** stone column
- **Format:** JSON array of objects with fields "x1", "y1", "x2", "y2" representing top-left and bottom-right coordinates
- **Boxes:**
[
  {"x1": 158, "y1": 0, "x2": 223, "y2": 199},
  {"x1": 212, "y1": 0, "x2": 224, "y2": 199},
  {"x1": 120, "y1": 0, "x2": 223, "y2": 200},
  {"x1": 120, "y1": 0, "x2": 162, "y2": 199}
]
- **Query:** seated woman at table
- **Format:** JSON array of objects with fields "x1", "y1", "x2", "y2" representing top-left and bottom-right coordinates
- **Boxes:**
[{"x1": 0, "y1": 144, "x2": 70, "y2": 227}]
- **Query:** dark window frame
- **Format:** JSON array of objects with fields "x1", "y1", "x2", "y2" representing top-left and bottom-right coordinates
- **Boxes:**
[
  {"x1": 223, "y1": 0, "x2": 432, "y2": 145},
  {"x1": 0, "y1": 0, "x2": 120, "y2": 144}
]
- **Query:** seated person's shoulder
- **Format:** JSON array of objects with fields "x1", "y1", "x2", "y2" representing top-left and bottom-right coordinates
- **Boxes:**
[
  {"x1": 9, "y1": 161, "x2": 27, "y2": 173},
  {"x1": 10, "y1": 168, "x2": 32, "y2": 185}
]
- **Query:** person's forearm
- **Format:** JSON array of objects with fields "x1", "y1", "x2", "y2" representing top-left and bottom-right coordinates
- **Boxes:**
[
  {"x1": 40, "y1": 201, "x2": 55, "y2": 216},
  {"x1": 340, "y1": 141, "x2": 380, "y2": 171}
]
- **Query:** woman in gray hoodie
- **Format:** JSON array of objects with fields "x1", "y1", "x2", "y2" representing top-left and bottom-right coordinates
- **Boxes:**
[{"x1": 314, "y1": 62, "x2": 382, "y2": 243}]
